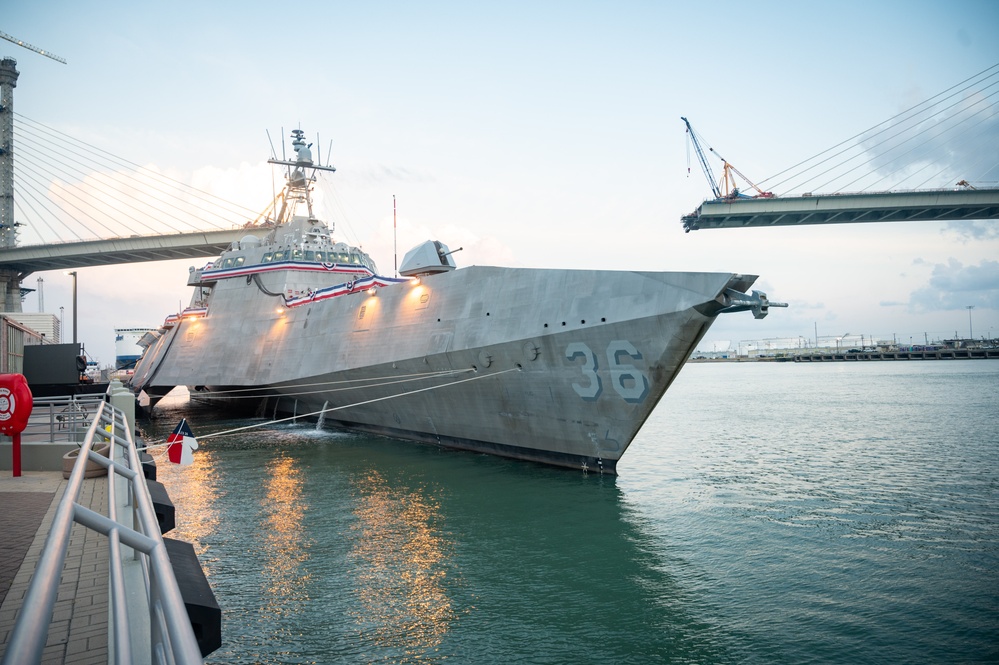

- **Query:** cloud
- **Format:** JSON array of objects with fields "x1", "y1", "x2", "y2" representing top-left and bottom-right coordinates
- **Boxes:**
[
  {"x1": 908, "y1": 258, "x2": 999, "y2": 311},
  {"x1": 859, "y1": 89, "x2": 999, "y2": 189},
  {"x1": 788, "y1": 300, "x2": 826, "y2": 310},
  {"x1": 943, "y1": 220, "x2": 999, "y2": 241},
  {"x1": 337, "y1": 164, "x2": 435, "y2": 188}
]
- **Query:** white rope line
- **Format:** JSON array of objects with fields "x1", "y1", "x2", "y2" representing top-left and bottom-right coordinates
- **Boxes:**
[
  {"x1": 191, "y1": 368, "x2": 473, "y2": 398},
  {"x1": 134, "y1": 440, "x2": 175, "y2": 454},
  {"x1": 146, "y1": 366, "x2": 521, "y2": 445}
]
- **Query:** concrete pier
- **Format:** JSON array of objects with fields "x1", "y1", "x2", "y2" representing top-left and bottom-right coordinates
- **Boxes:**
[{"x1": 792, "y1": 348, "x2": 999, "y2": 362}]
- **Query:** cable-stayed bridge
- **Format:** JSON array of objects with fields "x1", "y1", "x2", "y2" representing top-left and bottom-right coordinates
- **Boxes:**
[
  {"x1": 681, "y1": 63, "x2": 999, "y2": 231},
  {"x1": 682, "y1": 188, "x2": 999, "y2": 231},
  {"x1": 0, "y1": 227, "x2": 269, "y2": 273},
  {"x1": 0, "y1": 114, "x2": 270, "y2": 272},
  {"x1": 1, "y1": 55, "x2": 274, "y2": 310},
  {"x1": 0, "y1": 108, "x2": 270, "y2": 308}
]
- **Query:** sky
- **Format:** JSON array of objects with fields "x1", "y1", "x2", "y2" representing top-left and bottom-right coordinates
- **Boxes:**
[{"x1": 3, "y1": 0, "x2": 999, "y2": 366}]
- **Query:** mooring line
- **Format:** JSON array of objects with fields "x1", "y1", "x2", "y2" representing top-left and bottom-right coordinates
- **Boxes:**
[
  {"x1": 145, "y1": 366, "x2": 521, "y2": 445},
  {"x1": 196, "y1": 369, "x2": 475, "y2": 399},
  {"x1": 192, "y1": 368, "x2": 474, "y2": 400}
]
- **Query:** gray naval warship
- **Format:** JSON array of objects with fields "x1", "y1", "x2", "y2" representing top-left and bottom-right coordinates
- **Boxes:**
[{"x1": 131, "y1": 129, "x2": 785, "y2": 473}]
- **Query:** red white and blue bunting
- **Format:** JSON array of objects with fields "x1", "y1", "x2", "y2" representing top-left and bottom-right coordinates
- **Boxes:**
[
  {"x1": 202, "y1": 261, "x2": 375, "y2": 281},
  {"x1": 284, "y1": 274, "x2": 408, "y2": 308},
  {"x1": 161, "y1": 266, "x2": 408, "y2": 326}
]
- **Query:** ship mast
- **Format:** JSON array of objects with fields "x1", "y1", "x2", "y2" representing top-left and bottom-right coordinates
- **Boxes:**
[{"x1": 267, "y1": 129, "x2": 336, "y2": 225}]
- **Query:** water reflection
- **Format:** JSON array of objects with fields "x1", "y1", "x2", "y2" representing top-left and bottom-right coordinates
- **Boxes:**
[
  {"x1": 147, "y1": 406, "x2": 718, "y2": 664},
  {"x1": 161, "y1": 448, "x2": 221, "y2": 562},
  {"x1": 141, "y1": 364, "x2": 999, "y2": 663},
  {"x1": 348, "y1": 469, "x2": 454, "y2": 655},
  {"x1": 259, "y1": 454, "x2": 312, "y2": 614}
]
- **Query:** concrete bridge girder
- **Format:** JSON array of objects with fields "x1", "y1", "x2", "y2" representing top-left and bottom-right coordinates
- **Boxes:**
[
  {"x1": 0, "y1": 227, "x2": 271, "y2": 275},
  {"x1": 682, "y1": 188, "x2": 999, "y2": 231}
]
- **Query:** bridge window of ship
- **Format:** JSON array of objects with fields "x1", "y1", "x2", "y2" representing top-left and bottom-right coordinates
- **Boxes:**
[
  {"x1": 222, "y1": 258, "x2": 235, "y2": 268},
  {"x1": 314, "y1": 251, "x2": 324, "y2": 262},
  {"x1": 233, "y1": 256, "x2": 245, "y2": 267},
  {"x1": 273, "y1": 250, "x2": 287, "y2": 261},
  {"x1": 262, "y1": 252, "x2": 273, "y2": 263},
  {"x1": 292, "y1": 249, "x2": 303, "y2": 261},
  {"x1": 304, "y1": 250, "x2": 315, "y2": 261}
]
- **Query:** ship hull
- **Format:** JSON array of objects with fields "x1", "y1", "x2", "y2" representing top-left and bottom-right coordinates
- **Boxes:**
[{"x1": 133, "y1": 266, "x2": 754, "y2": 472}]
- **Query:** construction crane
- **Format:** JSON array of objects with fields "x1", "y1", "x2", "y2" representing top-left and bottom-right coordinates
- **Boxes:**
[
  {"x1": 0, "y1": 30, "x2": 67, "y2": 64},
  {"x1": 682, "y1": 117, "x2": 772, "y2": 200}
]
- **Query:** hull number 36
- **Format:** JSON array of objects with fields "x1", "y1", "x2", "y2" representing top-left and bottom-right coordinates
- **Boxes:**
[{"x1": 565, "y1": 341, "x2": 650, "y2": 403}]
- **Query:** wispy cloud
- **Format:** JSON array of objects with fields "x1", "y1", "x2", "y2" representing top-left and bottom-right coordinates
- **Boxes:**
[
  {"x1": 860, "y1": 88, "x2": 999, "y2": 189},
  {"x1": 943, "y1": 220, "x2": 999, "y2": 241},
  {"x1": 909, "y1": 258, "x2": 999, "y2": 311}
]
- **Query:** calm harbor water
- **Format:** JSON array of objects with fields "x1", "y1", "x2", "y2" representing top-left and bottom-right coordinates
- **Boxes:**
[{"x1": 144, "y1": 361, "x2": 999, "y2": 664}]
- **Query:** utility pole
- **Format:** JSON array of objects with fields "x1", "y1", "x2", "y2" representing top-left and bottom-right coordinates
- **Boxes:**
[{"x1": 68, "y1": 271, "x2": 77, "y2": 344}]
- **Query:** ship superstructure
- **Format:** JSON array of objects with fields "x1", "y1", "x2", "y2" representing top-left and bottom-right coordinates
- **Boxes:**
[{"x1": 131, "y1": 129, "x2": 784, "y2": 473}]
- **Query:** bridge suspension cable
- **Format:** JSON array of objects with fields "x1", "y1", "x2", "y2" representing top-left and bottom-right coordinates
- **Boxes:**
[
  {"x1": 755, "y1": 62, "x2": 999, "y2": 197},
  {"x1": 11, "y1": 114, "x2": 265, "y2": 245}
]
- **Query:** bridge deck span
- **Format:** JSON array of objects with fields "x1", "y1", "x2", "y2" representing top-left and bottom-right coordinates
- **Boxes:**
[
  {"x1": 0, "y1": 227, "x2": 270, "y2": 274},
  {"x1": 682, "y1": 188, "x2": 999, "y2": 231}
]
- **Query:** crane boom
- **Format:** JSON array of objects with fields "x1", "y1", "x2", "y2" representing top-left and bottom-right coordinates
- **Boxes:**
[
  {"x1": 0, "y1": 31, "x2": 67, "y2": 64},
  {"x1": 681, "y1": 117, "x2": 773, "y2": 200},
  {"x1": 682, "y1": 116, "x2": 722, "y2": 199}
]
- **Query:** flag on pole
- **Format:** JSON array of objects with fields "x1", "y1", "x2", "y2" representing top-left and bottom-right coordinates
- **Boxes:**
[{"x1": 167, "y1": 419, "x2": 199, "y2": 465}]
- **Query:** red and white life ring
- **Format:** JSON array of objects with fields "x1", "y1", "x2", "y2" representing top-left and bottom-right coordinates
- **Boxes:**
[
  {"x1": 0, "y1": 387, "x2": 15, "y2": 422},
  {"x1": 0, "y1": 374, "x2": 33, "y2": 435}
]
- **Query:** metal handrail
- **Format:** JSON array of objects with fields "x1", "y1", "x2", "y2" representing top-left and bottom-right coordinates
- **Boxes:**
[
  {"x1": 1, "y1": 399, "x2": 203, "y2": 665},
  {"x1": 5, "y1": 393, "x2": 107, "y2": 443}
]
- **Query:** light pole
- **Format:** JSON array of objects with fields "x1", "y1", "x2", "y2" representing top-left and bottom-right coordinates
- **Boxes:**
[
  {"x1": 59, "y1": 306, "x2": 64, "y2": 341},
  {"x1": 966, "y1": 305, "x2": 975, "y2": 341},
  {"x1": 65, "y1": 271, "x2": 77, "y2": 344}
]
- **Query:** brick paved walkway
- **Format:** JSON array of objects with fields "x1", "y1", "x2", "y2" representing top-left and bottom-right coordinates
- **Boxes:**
[
  {"x1": 0, "y1": 472, "x2": 110, "y2": 664},
  {"x1": 0, "y1": 492, "x2": 55, "y2": 608}
]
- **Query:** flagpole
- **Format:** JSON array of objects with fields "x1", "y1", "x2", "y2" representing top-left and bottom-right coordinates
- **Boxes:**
[{"x1": 393, "y1": 194, "x2": 397, "y2": 278}]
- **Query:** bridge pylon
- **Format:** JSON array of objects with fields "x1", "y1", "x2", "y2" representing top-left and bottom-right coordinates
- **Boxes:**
[{"x1": 0, "y1": 57, "x2": 21, "y2": 312}]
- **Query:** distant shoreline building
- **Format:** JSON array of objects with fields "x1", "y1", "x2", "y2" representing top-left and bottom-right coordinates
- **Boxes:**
[
  {"x1": 3, "y1": 312, "x2": 61, "y2": 344},
  {"x1": 696, "y1": 333, "x2": 997, "y2": 360}
]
